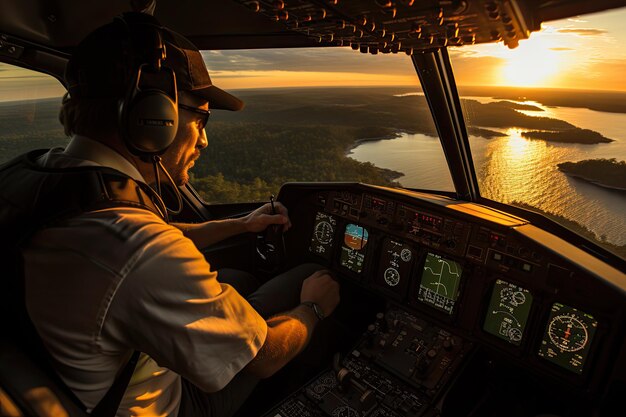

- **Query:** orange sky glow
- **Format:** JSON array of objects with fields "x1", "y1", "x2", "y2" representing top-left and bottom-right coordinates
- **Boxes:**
[{"x1": 1, "y1": 8, "x2": 625, "y2": 100}]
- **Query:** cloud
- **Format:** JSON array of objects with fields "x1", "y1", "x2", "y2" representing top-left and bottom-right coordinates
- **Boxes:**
[
  {"x1": 567, "y1": 18, "x2": 588, "y2": 23},
  {"x1": 550, "y1": 47, "x2": 574, "y2": 51},
  {"x1": 201, "y1": 47, "x2": 414, "y2": 76},
  {"x1": 449, "y1": 49, "x2": 480, "y2": 58},
  {"x1": 556, "y1": 28, "x2": 607, "y2": 36}
]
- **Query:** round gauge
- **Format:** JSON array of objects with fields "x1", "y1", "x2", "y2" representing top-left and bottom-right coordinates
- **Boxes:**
[
  {"x1": 314, "y1": 221, "x2": 334, "y2": 245},
  {"x1": 548, "y1": 314, "x2": 588, "y2": 352},
  {"x1": 400, "y1": 248, "x2": 412, "y2": 262},
  {"x1": 332, "y1": 406, "x2": 359, "y2": 417},
  {"x1": 508, "y1": 327, "x2": 523, "y2": 342},
  {"x1": 511, "y1": 291, "x2": 526, "y2": 306},
  {"x1": 384, "y1": 267, "x2": 400, "y2": 287}
]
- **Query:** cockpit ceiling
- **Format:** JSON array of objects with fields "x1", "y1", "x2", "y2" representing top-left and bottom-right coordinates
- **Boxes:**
[{"x1": 1, "y1": 0, "x2": 625, "y2": 52}]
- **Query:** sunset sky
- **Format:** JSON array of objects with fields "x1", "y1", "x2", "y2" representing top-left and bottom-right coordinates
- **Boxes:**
[
  {"x1": 1, "y1": 7, "x2": 625, "y2": 101},
  {"x1": 205, "y1": 7, "x2": 626, "y2": 91}
]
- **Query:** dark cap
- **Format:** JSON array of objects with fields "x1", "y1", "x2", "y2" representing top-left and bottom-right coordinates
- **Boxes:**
[{"x1": 65, "y1": 13, "x2": 243, "y2": 111}]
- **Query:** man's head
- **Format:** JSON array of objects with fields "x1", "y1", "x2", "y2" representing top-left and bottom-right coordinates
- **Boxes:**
[{"x1": 60, "y1": 12, "x2": 242, "y2": 185}]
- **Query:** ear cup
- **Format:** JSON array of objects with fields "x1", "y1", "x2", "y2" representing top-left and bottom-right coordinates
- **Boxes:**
[
  {"x1": 124, "y1": 89, "x2": 178, "y2": 154},
  {"x1": 117, "y1": 15, "x2": 179, "y2": 157}
]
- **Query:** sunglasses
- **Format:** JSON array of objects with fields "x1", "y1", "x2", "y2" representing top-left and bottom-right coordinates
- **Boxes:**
[{"x1": 179, "y1": 103, "x2": 211, "y2": 129}]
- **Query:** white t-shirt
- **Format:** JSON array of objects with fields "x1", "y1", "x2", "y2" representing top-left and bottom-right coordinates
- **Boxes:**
[{"x1": 23, "y1": 136, "x2": 267, "y2": 416}]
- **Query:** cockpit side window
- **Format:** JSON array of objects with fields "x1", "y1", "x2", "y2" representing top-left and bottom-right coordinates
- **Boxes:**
[{"x1": 0, "y1": 64, "x2": 67, "y2": 163}]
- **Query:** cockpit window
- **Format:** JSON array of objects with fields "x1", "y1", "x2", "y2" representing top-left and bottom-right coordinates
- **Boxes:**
[
  {"x1": 454, "y1": 9, "x2": 626, "y2": 260},
  {"x1": 192, "y1": 48, "x2": 452, "y2": 203},
  {"x1": 0, "y1": 64, "x2": 67, "y2": 162}
]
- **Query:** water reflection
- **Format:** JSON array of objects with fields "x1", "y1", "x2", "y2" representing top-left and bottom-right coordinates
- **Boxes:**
[{"x1": 350, "y1": 127, "x2": 626, "y2": 245}]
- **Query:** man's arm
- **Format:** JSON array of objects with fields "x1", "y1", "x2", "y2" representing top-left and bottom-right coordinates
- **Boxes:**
[
  {"x1": 172, "y1": 201, "x2": 291, "y2": 248},
  {"x1": 244, "y1": 270, "x2": 340, "y2": 378},
  {"x1": 244, "y1": 304, "x2": 319, "y2": 378}
]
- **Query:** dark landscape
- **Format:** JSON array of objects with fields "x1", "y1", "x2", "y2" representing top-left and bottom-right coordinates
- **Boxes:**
[
  {"x1": 1, "y1": 87, "x2": 622, "y2": 198},
  {"x1": 458, "y1": 85, "x2": 626, "y2": 114}
]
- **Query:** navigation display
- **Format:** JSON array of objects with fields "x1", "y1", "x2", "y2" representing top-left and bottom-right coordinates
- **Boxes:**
[
  {"x1": 538, "y1": 303, "x2": 598, "y2": 374},
  {"x1": 374, "y1": 239, "x2": 414, "y2": 296},
  {"x1": 483, "y1": 279, "x2": 533, "y2": 346},
  {"x1": 309, "y1": 212, "x2": 337, "y2": 260},
  {"x1": 340, "y1": 224, "x2": 369, "y2": 273},
  {"x1": 417, "y1": 252, "x2": 463, "y2": 314}
]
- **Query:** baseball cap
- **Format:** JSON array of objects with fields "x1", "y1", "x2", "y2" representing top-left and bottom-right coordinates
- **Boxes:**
[{"x1": 65, "y1": 13, "x2": 243, "y2": 111}]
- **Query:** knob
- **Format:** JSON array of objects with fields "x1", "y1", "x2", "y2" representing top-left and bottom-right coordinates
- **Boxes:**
[{"x1": 359, "y1": 390, "x2": 377, "y2": 411}]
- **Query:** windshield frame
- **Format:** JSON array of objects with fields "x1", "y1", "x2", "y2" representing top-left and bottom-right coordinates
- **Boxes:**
[{"x1": 410, "y1": 47, "x2": 480, "y2": 202}]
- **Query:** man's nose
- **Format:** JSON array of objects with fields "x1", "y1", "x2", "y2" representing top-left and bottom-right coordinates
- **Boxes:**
[{"x1": 197, "y1": 128, "x2": 208, "y2": 149}]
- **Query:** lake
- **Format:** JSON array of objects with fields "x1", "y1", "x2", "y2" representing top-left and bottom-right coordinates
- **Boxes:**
[{"x1": 349, "y1": 97, "x2": 626, "y2": 246}]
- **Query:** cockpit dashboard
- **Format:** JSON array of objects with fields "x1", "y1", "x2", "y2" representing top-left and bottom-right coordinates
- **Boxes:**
[{"x1": 267, "y1": 183, "x2": 626, "y2": 416}]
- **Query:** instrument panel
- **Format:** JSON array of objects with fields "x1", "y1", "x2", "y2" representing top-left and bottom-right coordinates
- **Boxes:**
[{"x1": 278, "y1": 183, "x2": 625, "y2": 410}]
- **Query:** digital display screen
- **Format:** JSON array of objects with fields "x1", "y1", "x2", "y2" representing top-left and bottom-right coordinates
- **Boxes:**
[
  {"x1": 309, "y1": 212, "x2": 337, "y2": 260},
  {"x1": 538, "y1": 303, "x2": 598, "y2": 374},
  {"x1": 372, "y1": 197, "x2": 387, "y2": 212},
  {"x1": 374, "y1": 239, "x2": 415, "y2": 296},
  {"x1": 340, "y1": 224, "x2": 369, "y2": 273},
  {"x1": 418, "y1": 212, "x2": 443, "y2": 232},
  {"x1": 417, "y1": 252, "x2": 463, "y2": 314},
  {"x1": 483, "y1": 279, "x2": 533, "y2": 346}
]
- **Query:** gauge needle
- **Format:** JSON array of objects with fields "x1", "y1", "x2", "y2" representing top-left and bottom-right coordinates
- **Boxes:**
[{"x1": 564, "y1": 325, "x2": 572, "y2": 339}]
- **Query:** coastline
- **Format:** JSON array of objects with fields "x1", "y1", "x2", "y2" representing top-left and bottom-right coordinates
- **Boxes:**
[
  {"x1": 345, "y1": 132, "x2": 403, "y2": 155},
  {"x1": 560, "y1": 171, "x2": 626, "y2": 192},
  {"x1": 346, "y1": 132, "x2": 405, "y2": 182}
]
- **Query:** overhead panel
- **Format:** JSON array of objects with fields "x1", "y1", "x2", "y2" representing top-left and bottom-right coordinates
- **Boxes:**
[{"x1": 232, "y1": 0, "x2": 535, "y2": 54}]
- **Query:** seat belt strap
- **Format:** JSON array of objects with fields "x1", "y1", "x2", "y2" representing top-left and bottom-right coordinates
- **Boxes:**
[{"x1": 90, "y1": 350, "x2": 141, "y2": 417}]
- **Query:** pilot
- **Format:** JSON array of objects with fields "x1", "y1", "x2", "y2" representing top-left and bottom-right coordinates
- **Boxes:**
[{"x1": 7, "y1": 12, "x2": 340, "y2": 417}]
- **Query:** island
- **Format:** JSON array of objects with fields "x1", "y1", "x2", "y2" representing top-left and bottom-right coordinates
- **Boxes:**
[
  {"x1": 522, "y1": 128, "x2": 613, "y2": 144},
  {"x1": 492, "y1": 100, "x2": 544, "y2": 112},
  {"x1": 557, "y1": 159, "x2": 626, "y2": 190}
]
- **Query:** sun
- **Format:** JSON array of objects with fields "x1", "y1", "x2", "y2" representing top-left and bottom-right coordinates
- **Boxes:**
[{"x1": 499, "y1": 36, "x2": 560, "y2": 87}]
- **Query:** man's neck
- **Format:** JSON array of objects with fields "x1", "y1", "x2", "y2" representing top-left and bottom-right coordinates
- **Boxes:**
[{"x1": 64, "y1": 135, "x2": 149, "y2": 183}]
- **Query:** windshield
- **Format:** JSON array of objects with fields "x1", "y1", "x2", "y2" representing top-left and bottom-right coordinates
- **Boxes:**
[
  {"x1": 452, "y1": 9, "x2": 626, "y2": 260},
  {"x1": 195, "y1": 48, "x2": 451, "y2": 202},
  {"x1": 1, "y1": 10, "x2": 623, "y2": 262}
]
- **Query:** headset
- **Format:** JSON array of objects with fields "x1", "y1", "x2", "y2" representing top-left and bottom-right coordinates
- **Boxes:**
[{"x1": 116, "y1": 13, "x2": 179, "y2": 157}]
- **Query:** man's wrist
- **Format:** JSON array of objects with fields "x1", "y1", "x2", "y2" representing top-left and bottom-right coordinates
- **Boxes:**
[{"x1": 300, "y1": 301, "x2": 325, "y2": 321}]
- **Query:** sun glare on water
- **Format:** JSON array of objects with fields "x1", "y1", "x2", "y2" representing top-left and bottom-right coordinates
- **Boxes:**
[{"x1": 499, "y1": 36, "x2": 560, "y2": 87}]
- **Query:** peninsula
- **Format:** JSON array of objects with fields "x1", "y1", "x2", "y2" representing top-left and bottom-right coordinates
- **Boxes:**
[
  {"x1": 522, "y1": 128, "x2": 613, "y2": 144},
  {"x1": 557, "y1": 159, "x2": 626, "y2": 191}
]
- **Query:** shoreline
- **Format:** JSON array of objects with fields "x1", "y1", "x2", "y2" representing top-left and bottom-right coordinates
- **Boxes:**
[
  {"x1": 345, "y1": 132, "x2": 403, "y2": 155},
  {"x1": 561, "y1": 171, "x2": 626, "y2": 192},
  {"x1": 345, "y1": 132, "x2": 405, "y2": 183}
]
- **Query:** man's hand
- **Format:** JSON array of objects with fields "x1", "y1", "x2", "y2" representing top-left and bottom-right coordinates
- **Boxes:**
[
  {"x1": 243, "y1": 202, "x2": 292, "y2": 233},
  {"x1": 300, "y1": 270, "x2": 340, "y2": 318},
  {"x1": 245, "y1": 269, "x2": 340, "y2": 379}
]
